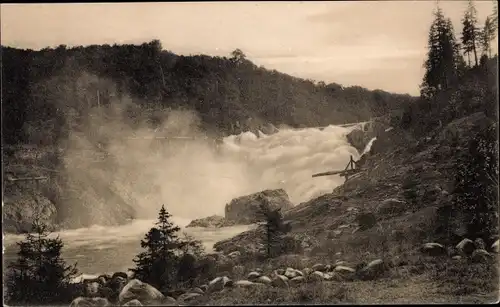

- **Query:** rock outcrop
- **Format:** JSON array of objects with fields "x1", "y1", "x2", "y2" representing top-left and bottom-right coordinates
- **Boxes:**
[
  {"x1": 3, "y1": 191, "x2": 57, "y2": 233},
  {"x1": 186, "y1": 215, "x2": 236, "y2": 228},
  {"x1": 225, "y1": 189, "x2": 293, "y2": 224}
]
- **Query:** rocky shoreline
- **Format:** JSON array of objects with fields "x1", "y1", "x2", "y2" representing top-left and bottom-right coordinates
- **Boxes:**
[{"x1": 69, "y1": 236, "x2": 499, "y2": 306}]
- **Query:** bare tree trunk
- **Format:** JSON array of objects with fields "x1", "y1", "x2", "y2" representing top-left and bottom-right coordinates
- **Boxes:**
[{"x1": 473, "y1": 38, "x2": 478, "y2": 66}]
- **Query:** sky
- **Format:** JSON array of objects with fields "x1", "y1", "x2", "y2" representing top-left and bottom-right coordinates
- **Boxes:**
[{"x1": 1, "y1": 1, "x2": 498, "y2": 95}]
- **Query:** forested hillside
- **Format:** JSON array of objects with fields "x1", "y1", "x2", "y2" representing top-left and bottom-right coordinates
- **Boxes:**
[{"x1": 2, "y1": 41, "x2": 416, "y2": 145}]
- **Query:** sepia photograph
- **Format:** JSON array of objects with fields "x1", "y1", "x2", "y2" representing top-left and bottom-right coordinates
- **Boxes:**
[{"x1": 1, "y1": 1, "x2": 499, "y2": 305}]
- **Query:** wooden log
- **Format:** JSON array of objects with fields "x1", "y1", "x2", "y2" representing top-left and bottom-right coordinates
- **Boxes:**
[
  {"x1": 7, "y1": 176, "x2": 49, "y2": 182},
  {"x1": 312, "y1": 168, "x2": 359, "y2": 178}
]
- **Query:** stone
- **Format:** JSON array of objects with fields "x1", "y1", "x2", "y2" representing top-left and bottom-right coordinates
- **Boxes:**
[
  {"x1": 256, "y1": 276, "x2": 272, "y2": 285},
  {"x1": 224, "y1": 189, "x2": 293, "y2": 224},
  {"x1": 228, "y1": 250, "x2": 241, "y2": 259},
  {"x1": 420, "y1": 242, "x2": 447, "y2": 256},
  {"x1": 118, "y1": 279, "x2": 164, "y2": 306},
  {"x1": 247, "y1": 271, "x2": 261, "y2": 280},
  {"x1": 191, "y1": 287, "x2": 204, "y2": 295},
  {"x1": 284, "y1": 268, "x2": 300, "y2": 279},
  {"x1": 357, "y1": 259, "x2": 385, "y2": 280},
  {"x1": 163, "y1": 296, "x2": 177, "y2": 305},
  {"x1": 452, "y1": 255, "x2": 462, "y2": 260},
  {"x1": 302, "y1": 268, "x2": 312, "y2": 276},
  {"x1": 471, "y1": 249, "x2": 493, "y2": 263},
  {"x1": 492, "y1": 240, "x2": 499, "y2": 253},
  {"x1": 309, "y1": 271, "x2": 327, "y2": 281},
  {"x1": 123, "y1": 299, "x2": 143, "y2": 306},
  {"x1": 334, "y1": 265, "x2": 356, "y2": 274},
  {"x1": 456, "y1": 238, "x2": 475, "y2": 256},
  {"x1": 70, "y1": 297, "x2": 111, "y2": 307},
  {"x1": 85, "y1": 281, "x2": 101, "y2": 297},
  {"x1": 290, "y1": 276, "x2": 306, "y2": 284},
  {"x1": 271, "y1": 275, "x2": 289, "y2": 288},
  {"x1": 311, "y1": 263, "x2": 327, "y2": 272},
  {"x1": 234, "y1": 280, "x2": 259, "y2": 287},
  {"x1": 177, "y1": 293, "x2": 202, "y2": 303},
  {"x1": 207, "y1": 276, "x2": 232, "y2": 293}
]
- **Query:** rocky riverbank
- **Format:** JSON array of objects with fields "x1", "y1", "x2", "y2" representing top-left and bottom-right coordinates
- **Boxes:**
[{"x1": 68, "y1": 235, "x2": 499, "y2": 306}]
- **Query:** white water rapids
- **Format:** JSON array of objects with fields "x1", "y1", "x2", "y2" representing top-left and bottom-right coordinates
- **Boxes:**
[{"x1": 3, "y1": 123, "x2": 371, "y2": 275}]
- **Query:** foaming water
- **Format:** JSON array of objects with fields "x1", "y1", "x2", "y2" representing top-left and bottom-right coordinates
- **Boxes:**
[
  {"x1": 219, "y1": 124, "x2": 362, "y2": 204},
  {"x1": 3, "y1": 123, "x2": 365, "y2": 275}
]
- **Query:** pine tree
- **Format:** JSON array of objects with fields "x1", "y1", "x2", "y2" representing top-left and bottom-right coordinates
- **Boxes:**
[
  {"x1": 256, "y1": 200, "x2": 291, "y2": 258},
  {"x1": 421, "y1": 5, "x2": 461, "y2": 99},
  {"x1": 130, "y1": 204, "x2": 188, "y2": 292},
  {"x1": 5, "y1": 218, "x2": 78, "y2": 305},
  {"x1": 461, "y1": 0, "x2": 480, "y2": 67},
  {"x1": 480, "y1": 16, "x2": 497, "y2": 58}
]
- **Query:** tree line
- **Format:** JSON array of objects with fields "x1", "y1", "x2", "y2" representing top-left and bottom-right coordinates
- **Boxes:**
[{"x1": 2, "y1": 41, "x2": 416, "y2": 146}]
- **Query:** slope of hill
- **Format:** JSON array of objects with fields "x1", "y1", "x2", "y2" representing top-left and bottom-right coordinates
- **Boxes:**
[{"x1": 2, "y1": 41, "x2": 416, "y2": 146}]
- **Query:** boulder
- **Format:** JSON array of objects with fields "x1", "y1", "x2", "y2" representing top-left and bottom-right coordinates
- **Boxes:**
[
  {"x1": 247, "y1": 271, "x2": 261, "y2": 280},
  {"x1": 492, "y1": 240, "x2": 499, "y2": 253},
  {"x1": 334, "y1": 266, "x2": 356, "y2": 274},
  {"x1": 191, "y1": 287, "x2": 204, "y2": 295},
  {"x1": 256, "y1": 276, "x2": 272, "y2": 285},
  {"x1": 284, "y1": 268, "x2": 303, "y2": 279},
  {"x1": 177, "y1": 293, "x2": 202, "y2": 304},
  {"x1": 290, "y1": 276, "x2": 306, "y2": 284},
  {"x1": 420, "y1": 243, "x2": 447, "y2": 256},
  {"x1": 85, "y1": 281, "x2": 101, "y2": 297},
  {"x1": 69, "y1": 297, "x2": 111, "y2": 307},
  {"x1": 356, "y1": 259, "x2": 386, "y2": 280},
  {"x1": 118, "y1": 279, "x2": 164, "y2": 306},
  {"x1": 309, "y1": 271, "x2": 327, "y2": 282},
  {"x1": 271, "y1": 275, "x2": 289, "y2": 288},
  {"x1": 186, "y1": 215, "x2": 235, "y2": 228},
  {"x1": 207, "y1": 276, "x2": 232, "y2": 293},
  {"x1": 234, "y1": 280, "x2": 265, "y2": 288},
  {"x1": 123, "y1": 299, "x2": 143, "y2": 306},
  {"x1": 471, "y1": 249, "x2": 493, "y2": 263},
  {"x1": 224, "y1": 189, "x2": 293, "y2": 224},
  {"x1": 456, "y1": 238, "x2": 475, "y2": 256},
  {"x1": 228, "y1": 251, "x2": 241, "y2": 259},
  {"x1": 311, "y1": 263, "x2": 328, "y2": 272},
  {"x1": 163, "y1": 296, "x2": 177, "y2": 305}
]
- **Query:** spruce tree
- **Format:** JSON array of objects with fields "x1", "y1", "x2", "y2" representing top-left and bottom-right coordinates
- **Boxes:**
[
  {"x1": 461, "y1": 0, "x2": 480, "y2": 67},
  {"x1": 5, "y1": 218, "x2": 78, "y2": 305},
  {"x1": 130, "y1": 204, "x2": 188, "y2": 292},
  {"x1": 421, "y1": 5, "x2": 461, "y2": 99},
  {"x1": 256, "y1": 200, "x2": 291, "y2": 258},
  {"x1": 480, "y1": 16, "x2": 496, "y2": 58}
]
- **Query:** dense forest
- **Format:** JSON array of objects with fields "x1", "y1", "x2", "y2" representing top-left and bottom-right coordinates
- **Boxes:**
[{"x1": 2, "y1": 41, "x2": 416, "y2": 146}]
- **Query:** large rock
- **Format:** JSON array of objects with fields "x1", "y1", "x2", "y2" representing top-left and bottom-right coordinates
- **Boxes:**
[
  {"x1": 346, "y1": 121, "x2": 389, "y2": 154},
  {"x1": 224, "y1": 189, "x2": 293, "y2": 224},
  {"x1": 2, "y1": 192, "x2": 57, "y2": 233},
  {"x1": 69, "y1": 297, "x2": 111, "y2": 307},
  {"x1": 118, "y1": 279, "x2": 164, "y2": 305},
  {"x1": 186, "y1": 215, "x2": 235, "y2": 228}
]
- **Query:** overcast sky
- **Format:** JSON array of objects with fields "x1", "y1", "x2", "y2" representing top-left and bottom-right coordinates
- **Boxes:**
[{"x1": 1, "y1": 1, "x2": 497, "y2": 95}]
